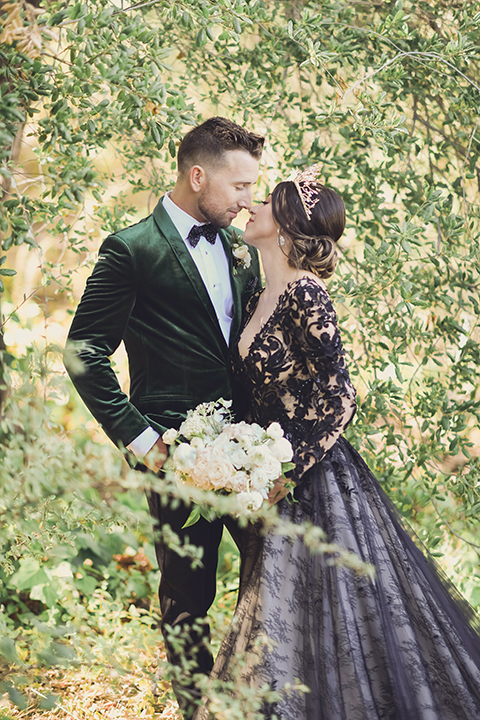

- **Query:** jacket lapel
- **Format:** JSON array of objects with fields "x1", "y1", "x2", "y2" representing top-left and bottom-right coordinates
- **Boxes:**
[
  {"x1": 152, "y1": 200, "x2": 227, "y2": 349},
  {"x1": 219, "y1": 229, "x2": 242, "y2": 346}
]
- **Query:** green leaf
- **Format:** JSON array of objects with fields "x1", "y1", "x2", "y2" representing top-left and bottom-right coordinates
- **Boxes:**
[
  {"x1": 75, "y1": 574, "x2": 97, "y2": 595},
  {"x1": 48, "y1": 10, "x2": 68, "y2": 26},
  {"x1": 10, "y1": 558, "x2": 48, "y2": 592},
  {"x1": 7, "y1": 687, "x2": 27, "y2": 711},
  {"x1": 38, "y1": 694, "x2": 59, "y2": 711},
  {"x1": 182, "y1": 505, "x2": 202, "y2": 529},
  {"x1": 0, "y1": 638, "x2": 21, "y2": 665}
]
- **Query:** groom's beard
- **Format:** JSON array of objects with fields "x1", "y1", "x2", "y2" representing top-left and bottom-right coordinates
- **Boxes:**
[
  {"x1": 197, "y1": 181, "x2": 238, "y2": 229},
  {"x1": 198, "y1": 198, "x2": 234, "y2": 229}
]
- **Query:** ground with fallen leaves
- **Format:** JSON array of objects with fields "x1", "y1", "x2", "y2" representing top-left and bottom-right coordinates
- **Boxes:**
[{"x1": 0, "y1": 579, "x2": 238, "y2": 719}]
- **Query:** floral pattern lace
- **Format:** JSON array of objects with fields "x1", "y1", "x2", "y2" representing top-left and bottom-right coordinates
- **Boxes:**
[{"x1": 233, "y1": 278, "x2": 357, "y2": 485}]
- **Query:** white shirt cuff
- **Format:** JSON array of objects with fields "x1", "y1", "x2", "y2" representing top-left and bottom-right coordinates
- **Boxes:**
[{"x1": 127, "y1": 427, "x2": 160, "y2": 458}]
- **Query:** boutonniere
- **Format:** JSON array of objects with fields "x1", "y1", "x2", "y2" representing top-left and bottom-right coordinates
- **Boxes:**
[{"x1": 231, "y1": 230, "x2": 252, "y2": 274}]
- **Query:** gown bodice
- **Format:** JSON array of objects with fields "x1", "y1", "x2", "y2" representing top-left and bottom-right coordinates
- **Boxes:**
[{"x1": 231, "y1": 276, "x2": 357, "y2": 484}]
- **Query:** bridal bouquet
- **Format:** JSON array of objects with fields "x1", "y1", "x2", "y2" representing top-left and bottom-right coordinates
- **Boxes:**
[{"x1": 162, "y1": 398, "x2": 295, "y2": 525}]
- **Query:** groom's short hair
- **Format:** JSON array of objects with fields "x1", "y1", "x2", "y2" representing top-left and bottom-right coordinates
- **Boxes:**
[{"x1": 177, "y1": 117, "x2": 264, "y2": 175}]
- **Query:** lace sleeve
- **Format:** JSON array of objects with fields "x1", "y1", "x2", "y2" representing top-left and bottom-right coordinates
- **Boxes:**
[{"x1": 287, "y1": 280, "x2": 357, "y2": 481}]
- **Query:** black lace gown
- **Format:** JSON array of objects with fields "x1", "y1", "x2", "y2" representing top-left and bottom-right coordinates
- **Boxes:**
[{"x1": 200, "y1": 277, "x2": 480, "y2": 720}]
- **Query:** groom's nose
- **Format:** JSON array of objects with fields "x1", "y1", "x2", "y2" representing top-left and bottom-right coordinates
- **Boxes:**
[{"x1": 238, "y1": 187, "x2": 253, "y2": 209}]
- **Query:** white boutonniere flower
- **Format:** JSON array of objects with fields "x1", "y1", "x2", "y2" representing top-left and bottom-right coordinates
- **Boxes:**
[{"x1": 231, "y1": 230, "x2": 252, "y2": 273}]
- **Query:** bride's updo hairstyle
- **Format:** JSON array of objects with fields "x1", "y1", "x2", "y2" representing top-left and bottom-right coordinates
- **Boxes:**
[{"x1": 271, "y1": 180, "x2": 345, "y2": 279}]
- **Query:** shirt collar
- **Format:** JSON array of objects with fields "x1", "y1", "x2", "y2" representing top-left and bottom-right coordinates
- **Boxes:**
[{"x1": 162, "y1": 192, "x2": 208, "y2": 243}]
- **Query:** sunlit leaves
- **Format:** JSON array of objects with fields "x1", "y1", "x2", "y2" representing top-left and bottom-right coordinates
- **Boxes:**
[{"x1": 1, "y1": 0, "x2": 479, "y2": 603}]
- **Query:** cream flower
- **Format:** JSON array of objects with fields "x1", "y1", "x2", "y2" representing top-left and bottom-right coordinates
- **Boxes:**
[
  {"x1": 180, "y1": 414, "x2": 209, "y2": 439},
  {"x1": 236, "y1": 491, "x2": 263, "y2": 514},
  {"x1": 200, "y1": 447, "x2": 235, "y2": 490},
  {"x1": 172, "y1": 443, "x2": 197, "y2": 472},
  {"x1": 246, "y1": 446, "x2": 281, "y2": 479},
  {"x1": 233, "y1": 244, "x2": 251, "y2": 268},
  {"x1": 188, "y1": 451, "x2": 215, "y2": 490},
  {"x1": 230, "y1": 470, "x2": 249, "y2": 493},
  {"x1": 162, "y1": 428, "x2": 179, "y2": 445},
  {"x1": 249, "y1": 466, "x2": 278, "y2": 492},
  {"x1": 268, "y1": 437, "x2": 293, "y2": 463},
  {"x1": 229, "y1": 445, "x2": 249, "y2": 469},
  {"x1": 266, "y1": 422, "x2": 284, "y2": 441},
  {"x1": 190, "y1": 436, "x2": 205, "y2": 450}
]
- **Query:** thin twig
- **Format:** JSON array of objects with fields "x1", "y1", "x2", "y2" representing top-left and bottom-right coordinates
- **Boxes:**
[
  {"x1": 30, "y1": 688, "x2": 87, "y2": 720},
  {"x1": 461, "y1": 117, "x2": 480, "y2": 220},
  {"x1": 343, "y1": 51, "x2": 480, "y2": 99},
  {"x1": 428, "y1": 493, "x2": 480, "y2": 550}
]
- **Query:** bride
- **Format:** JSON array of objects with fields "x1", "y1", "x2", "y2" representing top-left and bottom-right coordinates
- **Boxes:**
[{"x1": 195, "y1": 166, "x2": 480, "y2": 720}]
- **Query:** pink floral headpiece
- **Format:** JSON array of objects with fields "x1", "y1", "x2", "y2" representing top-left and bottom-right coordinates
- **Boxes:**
[{"x1": 287, "y1": 163, "x2": 324, "y2": 219}]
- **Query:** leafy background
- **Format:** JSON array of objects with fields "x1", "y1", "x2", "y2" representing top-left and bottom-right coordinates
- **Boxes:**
[{"x1": 1, "y1": 0, "x2": 479, "y2": 717}]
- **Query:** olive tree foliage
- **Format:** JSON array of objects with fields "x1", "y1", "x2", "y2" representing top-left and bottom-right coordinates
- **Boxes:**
[
  {"x1": 3, "y1": 0, "x2": 479, "y2": 535},
  {"x1": 1, "y1": 0, "x2": 480, "y2": 691}
]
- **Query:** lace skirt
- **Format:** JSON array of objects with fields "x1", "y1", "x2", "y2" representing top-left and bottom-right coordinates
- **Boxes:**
[{"x1": 196, "y1": 437, "x2": 480, "y2": 720}]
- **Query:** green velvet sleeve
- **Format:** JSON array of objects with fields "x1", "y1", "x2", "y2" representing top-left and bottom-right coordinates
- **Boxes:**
[{"x1": 64, "y1": 234, "x2": 154, "y2": 448}]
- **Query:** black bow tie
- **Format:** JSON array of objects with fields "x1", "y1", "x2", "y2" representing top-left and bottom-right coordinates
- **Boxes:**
[{"x1": 187, "y1": 223, "x2": 218, "y2": 248}]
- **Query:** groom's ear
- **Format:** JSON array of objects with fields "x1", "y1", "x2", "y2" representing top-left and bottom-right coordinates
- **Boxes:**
[{"x1": 189, "y1": 164, "x2": 206, "y2": 193}]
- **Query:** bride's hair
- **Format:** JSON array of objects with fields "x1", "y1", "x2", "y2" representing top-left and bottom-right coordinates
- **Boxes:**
[{"x1": 271, "y1": 181, "x2": 346, "y2": 279}]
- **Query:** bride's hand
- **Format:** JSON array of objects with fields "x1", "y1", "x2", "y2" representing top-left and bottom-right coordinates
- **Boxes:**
[{"x1": 268, "y1": 476, "x2": 290, "y2": 506}]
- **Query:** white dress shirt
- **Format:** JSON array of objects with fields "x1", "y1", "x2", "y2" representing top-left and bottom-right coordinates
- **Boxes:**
[{"x1": 127, "y1": 193, "x2": 234, "y2": 458}]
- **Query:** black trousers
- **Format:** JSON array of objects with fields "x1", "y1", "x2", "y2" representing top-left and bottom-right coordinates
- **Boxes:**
[{"x1": 146, "y1": 489, "x2": 248, "y2": 717}]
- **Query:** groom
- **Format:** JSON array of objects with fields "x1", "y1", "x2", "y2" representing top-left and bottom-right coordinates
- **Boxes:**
[{"x1": 64, "y1": 117, "x2": 264, "y2": 717}]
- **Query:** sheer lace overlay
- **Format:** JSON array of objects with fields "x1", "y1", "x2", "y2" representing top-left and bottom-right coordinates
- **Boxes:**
[
  {"x1": 195, "y1": 278, "x2": 480, "y2": 720},
  {"x1": 237, "y1": 278, "x2": 357, "y2": 485}
]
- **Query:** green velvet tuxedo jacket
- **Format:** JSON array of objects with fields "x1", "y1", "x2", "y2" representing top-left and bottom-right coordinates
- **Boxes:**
[{"x1": 65, "y1": 198, "x2": 261, "y2": 450}]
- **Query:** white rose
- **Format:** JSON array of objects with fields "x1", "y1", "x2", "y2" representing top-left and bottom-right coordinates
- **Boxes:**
[
  {"x1": 172, "y1": 443, "x2": 197, "y2": 472},
  {"x1": 266, "y1": 422, "x2": 284, "y2": 441},
  {"x1": 233, "y1": 245, "x2": 251, "y2": 267},
  {"x1": 245, "y1": 445, "x2": 264, "y2": 469},
  {"x1": 190, "y1": 436, "x2": 205, "y2": 450},
  {"x1": 248, "y1": 423, "x2": 265, "y2": 442},
  {"x1": 268, "y1": 437, "x2": 293, "y2": 463},
  {"x1": 201, "y1": 447, "x2": 234, "y2": 490},
  {"x1": 162, "y1": 428, "x2": 179, "y2": 445},
  {"x1": 221, "y1": 424, "x2": 239, "y2": 440},
  {"x1": 175, "y1": 475, "x2": 191, "y2": 489},
  {"x1": 229, "y1": 445, "x2": 248, "y2": 469},
  {"x1": 189, "y1": 451, "x2": 215, "y2": 490},
  {"x1": 211, "y1": 432, "x2": 232, "y2": 449},
  {"x1": 222, "y1": 422, "x2": 245, "y2": 440},
  {"x1": 236, "y1": 491, "x2": 263, "y2": 514},
  {"x1": 246, "y1": 446, "x2": 281, "y2": 479},
  {"x1": 229, "y1": 470, "x2": 249, "y2": 493},
  {"x1": 249, "y1": 466, "x2": 278, "y2": 492}
]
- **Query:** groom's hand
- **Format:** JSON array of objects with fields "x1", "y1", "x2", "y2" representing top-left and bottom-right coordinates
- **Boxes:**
[{"x1": 143, "y1": 438, "x2": 168, "y2": 473}]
